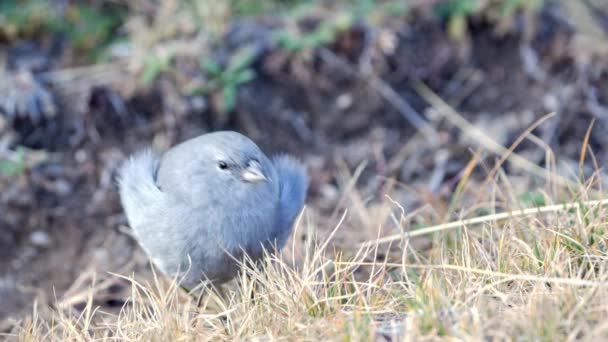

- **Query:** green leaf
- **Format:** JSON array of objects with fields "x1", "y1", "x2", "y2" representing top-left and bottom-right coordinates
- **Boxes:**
[
  {"x1": 447, "y1": 14, "x2": 467, "y2": 41},
  {"x1": 0, "y1": 148, "x2": 27, "y2": 177},
  {"x1": 194, "y1": 81, "x2": 217, "y2": 95},
  {"x1": 533, "y1": 242, "x2": 544, "y2": 268},
  {"x1": 562, "y1": 234, "x2": 585, "y2": 254},
  {"x1": 221, "y1": 86, "x2": 237, "y2": 113},
  {"x1": 201, "y1": 58, "x2": 222, "y2": 76},
  {"x1": 273, "y1": 31, "x2": 304, "y2": 51},
  {"x1": 139, "y1": 49, "x2": 174, "y2": 85},
  {"x1": 382, "y1": 2, "x2": 408, "y2": 16},
  {"x1": 68, "y1": 4, "x2": 124, "y2": 51},
  {"x1": 283, "y1": 37, "x2": 305, "y2": 50},
  {"x1": 228, "y1": 46, "x2": 256, "y2": 73},
  {"x1": 435, "y1": 0, "x2": 478, "y2": 19},
  {"x1": 139, "y1": 60, "x2": 163, "y2": 85},
  {"x1": 232, "y1": 69, "x2": 256, "y2": 85},
  {"x1": 308, "y1": 26, "x2": 336, "y2": 46},
  {"x1": 520, "y1": 191, "x2": 546, "y2": 207}
]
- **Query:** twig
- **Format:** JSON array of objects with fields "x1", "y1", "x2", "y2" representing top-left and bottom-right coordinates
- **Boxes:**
[
  {"x1": 414, "y1": 82, "x2": 576, "y2": 189},
  {"x1": 579, "y1": 119, "x2": 596, "y2": 180},
  {"x1": 318, "y1": 48, "x2": 440, "y2": 145},
  {"x1": 359, "y1": 198, "x2": 608, "y2": 247},
  {"x1": 334, "y1": 262, "x2": 607, "y2": 287},
  {"x1": 475, "y1": 112, "x2": 558, "y2": 201}
]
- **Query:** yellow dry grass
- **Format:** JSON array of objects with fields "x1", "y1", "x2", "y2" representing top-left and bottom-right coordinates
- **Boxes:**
[
  {"x1": 5, "y1": 169, "x2": 608, "y2": 340},
  {"x1": 4, "y1": 92, "x2": 608, "y2": 341}
]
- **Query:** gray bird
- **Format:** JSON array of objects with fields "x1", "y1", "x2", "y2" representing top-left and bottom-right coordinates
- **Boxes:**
[{"x1": 118, "y1": 131, "x2": 308, "y2": 289}]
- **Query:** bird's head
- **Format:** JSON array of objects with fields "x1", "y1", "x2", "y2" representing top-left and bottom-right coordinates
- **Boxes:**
[{"x1": 188, "y1": 131, "x2": 277, "y2": 190}]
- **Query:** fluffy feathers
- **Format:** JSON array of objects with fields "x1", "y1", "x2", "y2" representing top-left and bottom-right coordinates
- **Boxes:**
[{"x1": 118, "y1": 131, "x2": 308, "y2": 289}]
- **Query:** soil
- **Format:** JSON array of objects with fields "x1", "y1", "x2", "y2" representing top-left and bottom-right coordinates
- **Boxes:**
[{"x1": 1, "y1": 5, "x2": 607, "y2": 325}]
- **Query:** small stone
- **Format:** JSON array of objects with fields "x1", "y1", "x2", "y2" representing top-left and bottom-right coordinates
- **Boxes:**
[
  {"x1": 75, "y1": 149, "x2": 88, "y2": 163},
  {"x1": 189, "y1": 95, "x2": 207, "y2": 112},
  {"x1": 377, "y1": 29, "x2": 397, "y2": 55},
  {"x1": 319, "y1": 183, "x2": 339, "y2": 201},
  {"x1": 336, "y1": 93, "x2": 353, "y2": 110},
  {"x1": 30, "y1": 230, "x2": 51, "y2": 247},
  {"x1": 543, "y1": 93, "x2": 559, "y2": 112},
  {"x1": 53, "y1": 179, "x2": 73, "y2": 196}
]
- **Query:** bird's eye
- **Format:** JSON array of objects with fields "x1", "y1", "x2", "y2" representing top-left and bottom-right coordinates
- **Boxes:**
[{"x1": 218, "y1": 161, "x2": 229, "y2": 170}]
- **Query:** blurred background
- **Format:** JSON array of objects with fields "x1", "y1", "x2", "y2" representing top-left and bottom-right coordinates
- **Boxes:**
[{"x1": 1, "y1": 0, "x2": 608, "y2": 328}]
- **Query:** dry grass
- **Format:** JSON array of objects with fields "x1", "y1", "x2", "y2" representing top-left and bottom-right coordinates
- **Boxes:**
[
  {"x1": 3, "y1": 97, "x2": 608, "y2": 340},
  {"x1": 4, "y1": 163, "x2": 608, "y2": 341}
]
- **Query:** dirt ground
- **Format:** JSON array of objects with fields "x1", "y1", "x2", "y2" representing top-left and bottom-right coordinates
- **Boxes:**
[{"x1": 1, "y1": 3, "x2": 608, "y2": 327}]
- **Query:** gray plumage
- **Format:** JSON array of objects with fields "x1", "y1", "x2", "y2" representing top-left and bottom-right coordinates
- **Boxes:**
[{"x1": 118, "y1": 131, "x2": 308, "y2": 289}]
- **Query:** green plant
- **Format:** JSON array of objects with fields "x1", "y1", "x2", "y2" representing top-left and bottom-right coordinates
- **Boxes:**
[
  {"x1": 0, "y1": 147, "x2": 27, "y2": 177},
  {"x1": 498, "y1": 0, "x2": 544, "y2": 17},
  {"x1": 195, "y1": 47, "x2": 257, "y2": 113},
  {"x1": 227, "y1": 0, "x2": 314, "y2": 17},
  {"x1": 0, "y1": 0, "x2": 56, "y2": 38},
  {"x1": 0, "y1": 0, "x2": 126, "y2": 59},
  {"x1": 354, "y1": 0, "x2": 408, "y2": 23},
  {"x1": 520, "y1": 191, "x2": 547, "y2": 207},
  {"x1": 434, "y1": 0, "x2": 547, "y2": 40},
  {"x1": 274, "y1": 13, "x2": 354, "y2": 51},
  {"x1": 434, "y1": 0, "x2": 479, "y2": 41},
  {"x1": 272, "y1": 0, "x2": 408, "y2": 51},
  {"x1": 66, "y1": 4, "x2": 126, "y2": 55},
  {"x1": 139, "y1": 48, "x2": 176, "y2": 86}
]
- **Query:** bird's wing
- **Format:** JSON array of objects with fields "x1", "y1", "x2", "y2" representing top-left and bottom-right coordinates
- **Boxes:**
[
  {"x1": 271, "y1": 154, "x2": 308, "y2": 247},
  {"x1": 118, "y1": 149, "x2": 167, "y2": 231}
]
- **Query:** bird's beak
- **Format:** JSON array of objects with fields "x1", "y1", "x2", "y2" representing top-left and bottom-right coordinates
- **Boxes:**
[{"x1": 242, "y1": 160, "x2": 268, "y2": 183}]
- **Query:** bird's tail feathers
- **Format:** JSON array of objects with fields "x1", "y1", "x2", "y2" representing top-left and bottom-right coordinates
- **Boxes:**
[
  {"x1": 272, "y1": 154, "x2": 308, "y2": 231},
  {"x1": 118, "y1": 149, "x2": 163, "y2": 226}
]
